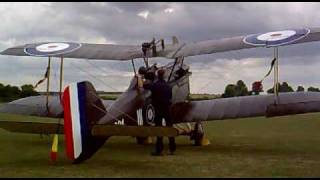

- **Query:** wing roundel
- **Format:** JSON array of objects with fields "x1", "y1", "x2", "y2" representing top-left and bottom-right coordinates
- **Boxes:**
[
  {"x1": 24, "y1": 42, "x2": 82, "y2": 57},
  {"x1": 242, "y1": 28, "x2": 310, "y2": 47}
]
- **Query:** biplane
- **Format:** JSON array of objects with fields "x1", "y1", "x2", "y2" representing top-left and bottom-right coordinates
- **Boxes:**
[{"x1": 1, "y1": 27, "x2": 320, "y2": 164}]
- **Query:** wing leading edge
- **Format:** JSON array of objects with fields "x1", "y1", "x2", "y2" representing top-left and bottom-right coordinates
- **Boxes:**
[{"x1": 2, "y1": 27, "x2": 320, "y2": 60}]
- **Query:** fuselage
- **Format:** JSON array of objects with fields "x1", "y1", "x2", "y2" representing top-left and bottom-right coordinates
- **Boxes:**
[{"x1": 98, "y1": 60, "x2": 192, "y2": 126}]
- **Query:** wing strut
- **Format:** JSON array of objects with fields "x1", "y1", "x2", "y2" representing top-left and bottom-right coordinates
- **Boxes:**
[
  {"x1": 51, "y1": 56, "x2": 64, "y2": 162},
  {"x1": 59, "y1": 57, "x2": 64, "y2": 101},
  {"x1": 46, "y1": 57, "x2": 52, "y2": 115},
  {"x1": 273, "y1": 47, "x2": 279, "y2": 104},
  {"x1": 131, "y1": 59, "x2": 137, "y2": 75}
]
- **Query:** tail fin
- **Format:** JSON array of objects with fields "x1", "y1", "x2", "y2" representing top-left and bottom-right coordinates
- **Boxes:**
[{"x1": 63, "y1": 81, "x2": 107, "y2": 163}]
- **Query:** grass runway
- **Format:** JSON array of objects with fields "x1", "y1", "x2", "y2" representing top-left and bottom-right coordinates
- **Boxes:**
[{"x1": 0, "y1": 112, "x2": 320, "y2": 177}]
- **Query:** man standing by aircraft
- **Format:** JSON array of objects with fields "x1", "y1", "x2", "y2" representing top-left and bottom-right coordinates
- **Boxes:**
[{"x1": 143, "y1": 69, "x2": 176, "y2": 156}]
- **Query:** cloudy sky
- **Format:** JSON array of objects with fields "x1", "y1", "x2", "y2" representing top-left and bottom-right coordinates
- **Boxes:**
[{"x1": 1, "y1": 2, "x2": 320, "y2": 94}]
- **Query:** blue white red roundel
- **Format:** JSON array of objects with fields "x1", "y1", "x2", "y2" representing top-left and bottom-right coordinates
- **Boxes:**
[
  {"x1": 24, "y1": 42, "x2": 81, "y2": 56},
  {"x1": 243, "y1": 28, "x2": 310, "y2": 47}
]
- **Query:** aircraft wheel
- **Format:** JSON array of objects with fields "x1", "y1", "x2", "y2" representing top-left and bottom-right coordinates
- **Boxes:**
[
  {"x1": 136, "y1": 136, "x2": 153, "y2": 145},
  {"x1": 191, "y1": 122, "x2": 204, "y2": 146}
]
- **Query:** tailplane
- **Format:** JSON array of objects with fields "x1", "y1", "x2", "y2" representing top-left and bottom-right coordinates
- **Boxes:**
[{"x1": 63, "y1": 81, "x2": 107, "y2": 164}]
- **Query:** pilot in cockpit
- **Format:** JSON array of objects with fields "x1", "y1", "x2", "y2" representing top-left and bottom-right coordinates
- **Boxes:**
[
  {"x1": 137, "y1": 64, "x2": 158, "y2": 88},
  {"x1": 137, "y1": 66, "x2": 147, "y2": 89}
]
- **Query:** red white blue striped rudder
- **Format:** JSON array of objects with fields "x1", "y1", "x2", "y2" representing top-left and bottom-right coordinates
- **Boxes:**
[{"x1": 63, "y1": 81, "x2": 108, "y2": 163}]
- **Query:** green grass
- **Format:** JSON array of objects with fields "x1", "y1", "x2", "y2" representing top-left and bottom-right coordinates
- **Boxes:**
[
  {"x1": 1, "y1": 113, "x2": 320, "y2": 177},
  {"x1": 100, "y1": 95, "x2": 120, "y2": 100}
]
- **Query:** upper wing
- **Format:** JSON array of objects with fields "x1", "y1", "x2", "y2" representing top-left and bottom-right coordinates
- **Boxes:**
[
  {"x1": 1, "y1": 43, "x2": 145, "y2": 60},
  {"x1": 2, "y1": 27, "x2": 320, "y2": 60},
  {"x1": 172, "y1": 27, "x2": 320, "y2": 58}
]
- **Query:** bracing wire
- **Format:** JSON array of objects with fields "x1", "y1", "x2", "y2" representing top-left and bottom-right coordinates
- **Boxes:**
[
  {"x1": 88, "y1": 91, "x2": 137, "y2": 123},
  {"x1": 90, "y1": 103, "x2": 123, "y2": 123},
  {"x1": 67, "y1": 61, "x2": 137, "y2": 123},
  {"x1": 69, "y1": 61, "x2": 120, "y2": 92}
]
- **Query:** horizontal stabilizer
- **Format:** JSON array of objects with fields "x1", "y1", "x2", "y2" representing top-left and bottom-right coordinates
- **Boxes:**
[
  {"x1": 0, "y1": 120, "x2": 63, "y2": 134},
  {"x1": 92, "y1": 125, "x2": 179, "y2": 137}
]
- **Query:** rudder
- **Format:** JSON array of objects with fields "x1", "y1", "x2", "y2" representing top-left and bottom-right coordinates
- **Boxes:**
[{"x1": 63, "y1": 81, "x2": 108, "y2": 163}]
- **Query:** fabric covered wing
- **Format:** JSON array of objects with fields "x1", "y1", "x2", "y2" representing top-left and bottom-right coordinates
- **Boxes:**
[
  {"x1": 172, "y1": 27, "x2": 320, "y2": 58},
  {"x1": 172, "y1": 92, "x2": 320, "y2": 123},
  {"x1": 3, "y1": 28, "x2": 320, "y2": 61},
  {"x1": 0, "y1": 94, "x2": 114, "y2": 134},
  {"x1": 0, "y1": 95, "x2": 114, "y2": 118},
  {"x1": 1, "y1": 43, "x2": 144, "y2": 61},
  {"x1": 0, "y1": 95, "x2": 63, "y2": 118}
]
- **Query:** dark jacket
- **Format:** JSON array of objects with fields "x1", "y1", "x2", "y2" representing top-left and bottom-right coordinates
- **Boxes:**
[{"x1": 143, "y1": 79, "x2": 172, "y2": 110}]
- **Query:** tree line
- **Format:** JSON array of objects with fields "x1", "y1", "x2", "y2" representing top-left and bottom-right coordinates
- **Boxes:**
[
  {"x1": 222, "y1": 80, "x2": 320, "y2": 98},
  {"x1": 1, "y1": 80, "x2": 319, "y2": 102},
  {"x1": 0, "y1": 83, "x2": 39, "y2": 102}
]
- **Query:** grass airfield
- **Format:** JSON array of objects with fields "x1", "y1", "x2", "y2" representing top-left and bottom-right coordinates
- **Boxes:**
[{"x1": 1, "y1": 112, "x2": 320, "y2": 177}]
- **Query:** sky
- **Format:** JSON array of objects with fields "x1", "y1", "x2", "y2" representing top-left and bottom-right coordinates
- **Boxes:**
[{"x1": 1, "y1": 2, "x2": 320, "y2": 94}]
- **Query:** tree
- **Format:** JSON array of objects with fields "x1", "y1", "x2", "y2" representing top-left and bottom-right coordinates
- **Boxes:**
[
  {"x1": 307, "y1": 86, "x2": 320, "y2": 92},
  {"x1": 297, "y1": 86, "x2": 305, "y2": 92},
  {"x1": 267, "y1": 82, "x2": 294, "y2": 94},
  {"x1": 0, "y1": 83, "x2": 3, "y2": 102},
  {"x1": 20, "y1": 84, "x2": 39, "y2": 98},
  {"x1": 222, "y1": 80, "x2": 249, "y2": 98},
  {"x1": 267, "y1": 82, "x2": 280, "y2": 94},
  {"x1": 0, "y1": 83, "x2": 39, "y2": 102},
  {"x1": 222, "y1": 84, "x2": 237, "y2": 98},
  {"x1": 279, "y1": 82, "x2": 294, "y2": 92},
  {"x1": 1, "y1": 85, "x2": 21, "y2": 102},
  {"x1": 235, "y1": 80, "x2": 249, "y2": 96}
]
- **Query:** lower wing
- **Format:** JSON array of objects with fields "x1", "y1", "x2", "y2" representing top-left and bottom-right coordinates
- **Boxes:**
[
  {"x1": 3, "y1": 92, "x2": 320, "y2": 133},
  {"x1": 0, "y1": 95, "x2": 114, "y2": 134},
  {"x1": 0, "y1": 95, "x2": 114, "y2": 118},
  {"x1": 171, "y1": 92, "x2": 320, "y2": 123}
]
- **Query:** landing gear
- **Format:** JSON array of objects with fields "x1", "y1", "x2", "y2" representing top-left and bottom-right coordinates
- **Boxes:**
[
  {"x1": 190, "y1": 122, "x2": 210, "y2": 146},
  {"x1": 136, "y1": 136, "x2": 153, "y2": 145}
]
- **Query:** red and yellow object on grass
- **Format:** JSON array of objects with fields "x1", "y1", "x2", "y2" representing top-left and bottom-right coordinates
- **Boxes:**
[{"x1": 50, "y1": 134, "x2": 59, "y2": 162}]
